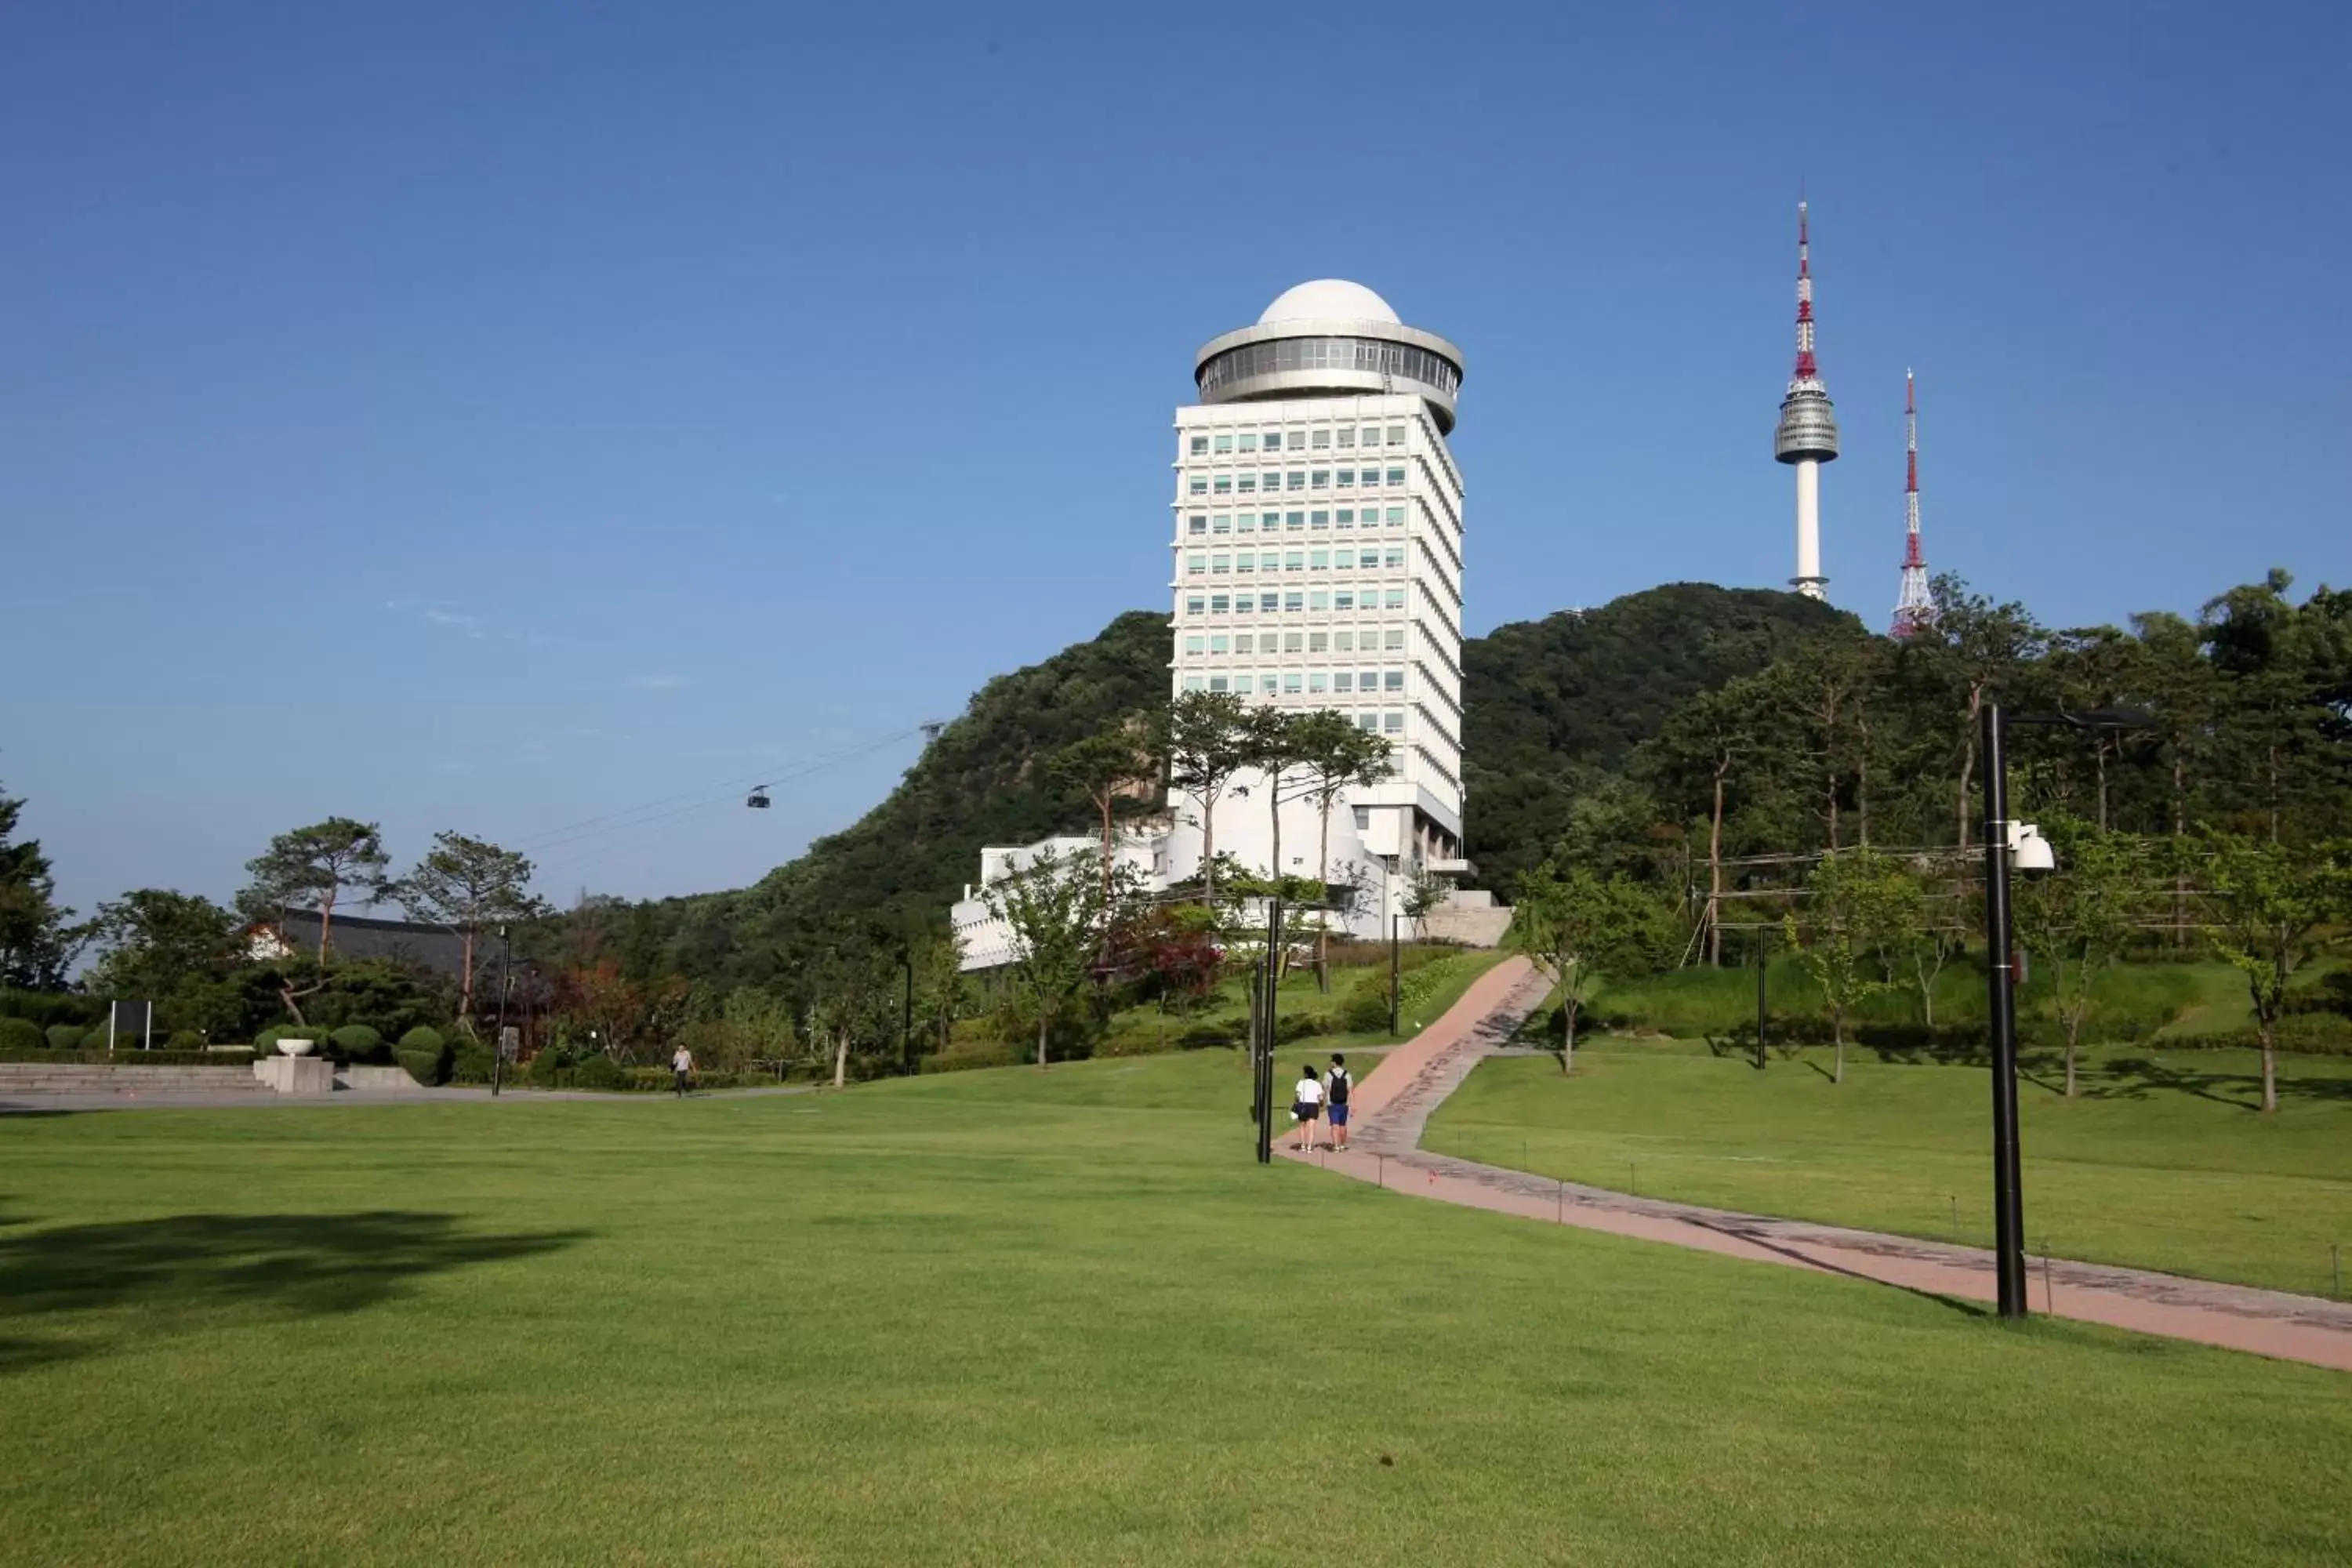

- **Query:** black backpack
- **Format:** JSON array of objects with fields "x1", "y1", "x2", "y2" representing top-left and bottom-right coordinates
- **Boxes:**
[{"x1": 1327, "y1": 1066, "x2": 1350, "y2": 1105}]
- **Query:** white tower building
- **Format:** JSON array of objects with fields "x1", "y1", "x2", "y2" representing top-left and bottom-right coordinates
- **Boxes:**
[
  {"x1": 1774, "y1": 201, "x2": 1839, "y2": 599},
  {"x1": 1164, "y1": 280, "x2": 1468, "y2": 931}
]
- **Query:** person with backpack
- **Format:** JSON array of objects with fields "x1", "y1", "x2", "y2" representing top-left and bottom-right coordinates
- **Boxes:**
[
  {"x1": 1289, "y1": 1062, "x2": 1324, "y2": 1152},
  {"x1": 1326, "y1": 1052, "x2": 1353, "y2": 1151}
]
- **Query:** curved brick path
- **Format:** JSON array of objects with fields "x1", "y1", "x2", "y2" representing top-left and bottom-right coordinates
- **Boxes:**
[{"x1": 1290, "y1": 955, "x2": 2352, "y2": 1374}]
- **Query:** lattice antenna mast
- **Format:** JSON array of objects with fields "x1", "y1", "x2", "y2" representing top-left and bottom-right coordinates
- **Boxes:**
[
  {"x1": 1891, "y1": 370, "x2": 1936, "y2": 636},
  {"x1": 1773, "y1": 196, "x2": 1838, "y2": 599}
]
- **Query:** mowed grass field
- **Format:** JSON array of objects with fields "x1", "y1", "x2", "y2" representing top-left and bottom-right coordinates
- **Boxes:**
[
  {"x1": 4, "y1": 1054, "x2": 2350, "y2": 1566},
  {"x1": 1424, "y1": 1041, "x2": 2352, "y2": 1296}
]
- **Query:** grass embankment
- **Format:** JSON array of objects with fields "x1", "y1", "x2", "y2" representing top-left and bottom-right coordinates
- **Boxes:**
[
  {"x1": 935, "y1": 945, "x2": 1508, "y2": 1070},
  {"x1": 1425, "y1": 1041, "x2": 2352, "y2": 1296},
  {"x1": 3, "y1": 1056, "x2": 2350, "y2": 1564}
]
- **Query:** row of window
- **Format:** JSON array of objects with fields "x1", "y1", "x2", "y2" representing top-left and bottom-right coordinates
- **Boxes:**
[
  {"x1": 1184, "y1": 670, "x2": 1406, "y2": 696},
  {"x1": 1186, "y1": 466, "x2": 1406, "y2": 496},
  {"x1": 1196, "y1": 336, "x2": 1461, "y2": 400},
  {"x1": 1183, "y1": 589, "x2": 1409, "y2": 615},
  {"x1": 1178, "y1": 679, "x2": 1409, "y2": 731},
  {"x1": 1185, "y1": 628, "x2": 1406, "y2": 655},
  {"x1": 1185, "y1": 506, "x2": 1406, "y2": 536},
  {"x1": 1188, "y1": 425, "x2": 1408, "y2": 456},
  {"x1": 1184, "y1": 548, "x2": 1407, "y2": 575}
]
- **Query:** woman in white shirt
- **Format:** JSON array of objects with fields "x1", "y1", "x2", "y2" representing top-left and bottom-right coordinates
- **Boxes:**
[{"x1": 1289, "y1": 1063, "x2": 1325, "y2": 1152}]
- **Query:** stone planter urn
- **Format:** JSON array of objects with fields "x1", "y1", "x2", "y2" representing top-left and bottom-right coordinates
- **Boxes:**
[{"x1": 277, "y1": 1038, "x2": 317, "y2": 1058}]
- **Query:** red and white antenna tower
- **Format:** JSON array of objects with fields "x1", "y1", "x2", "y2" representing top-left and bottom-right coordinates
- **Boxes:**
[
  {"x1": 1773, "y1": 195, "x2": 1839, "y2": 599},
  {"x1": 1891, "y1": 370, "x2": 1936, "y2": 637}
]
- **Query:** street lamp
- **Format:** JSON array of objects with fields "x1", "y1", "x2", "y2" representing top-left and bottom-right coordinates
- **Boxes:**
[{"x1": 1980, "y1": 703, "x2": 2153, "y2": 1318}]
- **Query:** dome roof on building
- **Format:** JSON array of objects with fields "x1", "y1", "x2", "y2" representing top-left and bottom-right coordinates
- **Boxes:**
[{"x1": 1257, "y1": 278, "x2": 1399, "y2": 325}]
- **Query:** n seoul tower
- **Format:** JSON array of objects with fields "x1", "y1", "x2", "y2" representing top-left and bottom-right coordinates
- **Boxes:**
[{"x1": 1773, "y1": 198, "x2": 1838, "y2": 598}]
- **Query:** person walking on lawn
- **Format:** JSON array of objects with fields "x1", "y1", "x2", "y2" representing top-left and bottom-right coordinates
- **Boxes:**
[
  {"x1": 1326, "y1": 1052, "x2": 1353, "y2": 1151},
  {"x1": 671, "y1": 1044, "x2": 695, "y2": 1098},
  {"x1": 1289, "y1": 1062, "x2": 1324, "y2": 1152}
]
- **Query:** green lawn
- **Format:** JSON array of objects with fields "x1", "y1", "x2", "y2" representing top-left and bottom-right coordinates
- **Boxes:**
[
  {"x1": 2, "y1": 1054, "x2": 2347, "y2": 1566},
  {"x1": 1424, "y1": 1040, "x2": 2352, "y2": 1295}
]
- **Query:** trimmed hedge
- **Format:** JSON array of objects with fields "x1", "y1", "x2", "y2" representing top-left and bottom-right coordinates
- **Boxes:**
[
  {"x1": 0, "y1": 1018, "x2": 44, "y2": 1053},
  {"x1": 398, "y1": 1026, "x2": 447, "y2": 1054},
  {"x1": 329, "y1": 1025, "x2": 385, "y2": 1061},
  {"x1": 45, "y1": 1024, "x2": 82, "y2": 1051}
]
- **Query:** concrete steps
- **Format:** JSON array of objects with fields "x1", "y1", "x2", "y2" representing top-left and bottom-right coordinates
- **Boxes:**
[{"x1": 0, "y1": 1063, "x2": 274, "y2": 1094}]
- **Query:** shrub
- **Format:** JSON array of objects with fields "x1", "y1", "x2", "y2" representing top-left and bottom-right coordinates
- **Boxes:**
[
  {"x1": 397, "y1": 1026, "x2": 447, "y2": 1054},
  {"x1": 0, "y1": 1047, "x2": 256, "y2": 1066},
  {"x1": 1339, "y1": 975, "x2": 1394, "y2": 1034},
  {"x1": 80, "y1": 1027, "x2": 113, "y2": 1051},
  {"x1": 571, "y1": 1054, "x2": 624, "y2": 1091},
  {"x1": 528, "y1": 1047, "x2": 569, "y2": 1087},
  {"x1": 328, "y1": 1025, "x2": 386, "y2": 1062},
  {"x1": 0, "y1": 1018, "x2": 45, "y2": 1052},
  {"x1": 166, "y1": 1029, "x2": 205, "y2": 1049},
  {"x1": 45, "y1": 1024, "x2": 84, "y2": 1051},
  {"x1": 448, "y1": 1042, "x2": 496, "y2": 1083},
  {"x1": 394, "y1": 1048, "x2": 442, "y2": 1086},
  {"x1": 919, "y1": 1042, "x2": 1024, "y2": 1075},
  {"x1": 255, "y1": 1024, "x2": 328, "y2": 1054}
]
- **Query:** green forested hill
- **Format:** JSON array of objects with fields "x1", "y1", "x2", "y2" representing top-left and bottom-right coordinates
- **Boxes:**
[
  {"x1": 610, "y1": 586, "x2": 1841, "y2": 984},
  {"x1": 1460, "y1": 583, "x2": 1857, "y2": 892}
]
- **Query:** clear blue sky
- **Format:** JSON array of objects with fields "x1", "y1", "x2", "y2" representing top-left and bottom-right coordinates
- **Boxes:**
[{"x1": 5, "y1": 2, "x2": 2347, "y2": 924}]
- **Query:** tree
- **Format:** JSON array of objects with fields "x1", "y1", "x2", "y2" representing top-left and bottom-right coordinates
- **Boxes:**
[
  {"x1": 85, "y1": 889, "x2": 245, "y2": 1035},
  {"x1": 2187, "y1": 832, "x2": 2350, "y2": 1113},
  {"x1": 1925, "y1": 575, "x2": 2046, "y2": 848},
  {"x1": 985, "y1": 847, "x2": 1142, "y2": 1069},
  {"x1": 0, "y1": 781, "x2": 89, "y2": 988},
  {"x1": 393, "y1": 832, "x2": 554, "y2": 1027},
  {"x1": 1240, "y1": 706, "x2": 1314, "y2": 894},
  {"x1": 2013, "y1": 822, "x2": 2147, "y2": 1098},
  {"x1": 1290, "y1": 710, "x2": 1392, "y2": 988},
  {"x1": 1161, "y1": 691, "x2": 1251, "y2": 908},
  {"x1": 1047, "y1": 729, "x2": 1156, "y2": 906},
  {"x1": 554, "y1": 960, "x2": 691, "y2": 1065},
  {"x1": 1507, "y1": 862, "x2": 1665, "y2": 1073},
  {"x1": 804, "y1": 944, "x2": 898, "y2": 1088},
  {"x1": 1784, "y1": 848, "x2": 1915, "y2": 1083},
  {"x1": 2126, "y1": 610, "x2": 2225, "y2": 942},
  {"x1": 242, "y1": 817, "x2": 390, "y2": 958},
  {"x1": 1639, "y1": 675, "x2": 1772, "y2": 965}
]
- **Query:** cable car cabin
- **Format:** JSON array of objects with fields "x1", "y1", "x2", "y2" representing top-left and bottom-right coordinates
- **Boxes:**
[{"x1": 746, "y1": 787, "x2": 771, "y2": 809}]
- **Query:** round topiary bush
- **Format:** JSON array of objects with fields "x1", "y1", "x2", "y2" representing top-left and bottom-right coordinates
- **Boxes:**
[
  {"x1": 571, "y1": 1053, "x2": 623, "y2": 1091},
  {"x1": 167, "y1": 1029, "x2": 205, "y2": 1050},
  {"x1": 328, "y1": 1024, "x2": 385, "y2": 1062},
  {"x1": 0, "y1": 1017, "x2": 45, "y2": 1052},
  {"x1": 397, "y1": 1026, "x2": 447, "y2": 1054},
  {"x1": 46, "y1": 1023, "x2": 83, "y2": 1051},
  {"x1": 81, "y1": 1027, "x2": 113, "y2": 1051}
]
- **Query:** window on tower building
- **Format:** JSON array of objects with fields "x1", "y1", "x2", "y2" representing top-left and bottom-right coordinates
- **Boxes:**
[
  {"x1": 1214, "y1": 434, "x2": 1233, "y2": 453},
  {"x1": 1309, "y1": 550, "x2": 1329, "y2": 571},
  {"x1": 1284, "y1": 592, "x2": 1303, "y2": 612},
  {"x1": 1235, "y1": 554, "x2": 1254, "y2": 574},
  {"x1": 1309, "y1": 671, "x2": 1327, "y2": 693},
  {"x1": 1283, "y1": 673, "x2": 1303, "y2": 694},
  {"x1": 1311, "y1": 429, "x2": 1330, "y2": 449},
  {"x1": 1261, "y1": 592, "x2": 1281, "y2": 612},
  {"x1": 1261, "y1": 674, "x2": 1279, "y2": 694},
  {"x1": 1210, "y1": 593, "x2": 1229, "y2": 614},
  {"x1": 1356, "y1": 468, "x2": 1377, "y2": 492},
  {"x1": 1384, "y1": 711, "x2": 1404, "y2": 733},
  {"x1": 1308, "y1": 631, "x2": 1328, "y2": 652},
  {"x1": 1258, "y1": 550, "x2": 1277, "y2": 572},
  {"x1": 1308, "y1": 590, "x2": 1329, "y2": 611},
  {"x1": 1335, "y1": 630, "x2": 1354, "y2": 652},
  {"x1": 1387, "y1": 426, "x2": 1406, "y2": 445},
  {"x1": 1357, "y1": 713, "x2": 1380, "y2": 732},
  {"x1": 1210, "y1": 634, "x2": 1229, "y2": 654},
  {"x1": 1186, "y1": 595, "x2": 1205, "y2": 615},
  {"x1": 1236, "y1": 633, "x2": 1254, "y2": 653},
  {"x1": 1184, "y1": 675, "x2": 1205, "y2": 692},
  {"x1": 1261, "y1": 470, "x2": 1281, "y2": 491},
  {"x1": 1309, "y1": 510, "x2": 1328, "y2": 530},
  {"x1": 1187, "y1": 554, "x2": 1206, "y2": 575},
  {"x1": 1287, "y1": 431, "x2": 1305, "y2": 450},
  {"x1": 1359, "y1": 667, "x2": 1378, "y2": 689},
  {"x1": 1311, "y1": 469, "x2": 1330, "y2": 491},
  {"x1": 1338, "y1": 428, "x2": 1355, "y2": 448},
  {"x1": 1359, "y1": 426, "x2": 1379, "y2": 446},
  {"x1": 1188, "y1": 515, "x2": 1207, "y2": 536},
  {"x1": 1210, "y1": 555, "x2": 1229, "y2": 574},
  {"x1": 1336, "y1": 469, "x2": 1355, "y2": 488},
  {"x1": 1189, "y1": 436, "x2": 1208, "y2": 456},
  {"x1": 1284, "y1": 551, "x2": 1305, "y2": 572},
  {"x1": 1335, "y1": 549, "x2": 1355, "y2": 569},
  {"x1": 1384, "y1": 670, "x2": 1404, "y2": 691},
  {"x1": 1189, "y1": 475, "x2": 1207, "y2": 495},
  {"x1": 1236, "y1": 513, "x2": 1257, "y2": 533},
  {"x1": 1211, "y1": 514, "x2": 1230, "y2": 534},
  {"x1": 1335, "y1": 509, "x2": 1355, "y2": 528},
  {"x1": 1213, "y1": 475, "x2": 1231, "y2": 495},
  {"x1": 1334, "y1": 672, "x2": 1352, "y2": 693},
  {"x1": 1238, "y1": 432, "x2": 1258, "y2": 452},
  {"x1": 1385, "y1": 548, "x2": 1405, "y2": 568},
  {"x1": 1384, "y1": 588, "x2": 1405, "y2": 608},
  {"x1": 1384, "y1": 629, "x2": 1404, "y2": 650},
  {"x1": 1209, "y1": 676, "x2": 1229, "y2": 692},
  {"x1": 1184, "y1": 635, "x2": 1204, "y2": 655},
  {"x1": 1385, "y1": 506, "x2": 1405, "y2": 526},
  {"x1": 1287, "y1": 471, "x2": 1306, "y2": 492},
  {"x1": 1237, "y1": 474, "x2": 1256, "y2": 492},
  {"x1": 1385, "y1": 466, "x2": 1406, "y2": 485},
  {"x1": 1334, "y1": 590, "x2": 1355, "y2": 610}
]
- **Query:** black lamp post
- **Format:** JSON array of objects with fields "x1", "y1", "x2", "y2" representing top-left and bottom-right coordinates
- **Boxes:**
[
  {"x1": 1980, "y1": 703, "x2": 2154, "y2": 1318},
  {"x1": 490, "y1": 925, "x2": 513, "y2": 1098},
  {"x1": 1255, "y1": 895, "x2": 1283, "y2": 1165}
]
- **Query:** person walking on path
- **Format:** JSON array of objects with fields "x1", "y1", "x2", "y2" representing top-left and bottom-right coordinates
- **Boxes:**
[
  {"x1": 671, "y1": 1045, "x2": 695, "y2": 1098},
  {"x1": 1325, "y1": 1052, "x2": 1352, "y2": 1152},
  {"x1": 1289, "y1": 1062, "x2": 1324, "y2": 1152}
]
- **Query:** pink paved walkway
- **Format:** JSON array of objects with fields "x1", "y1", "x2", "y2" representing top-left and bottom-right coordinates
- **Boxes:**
[{"x1": 1294, "y1": 956, "x2": 2352, "y2": 1374}]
